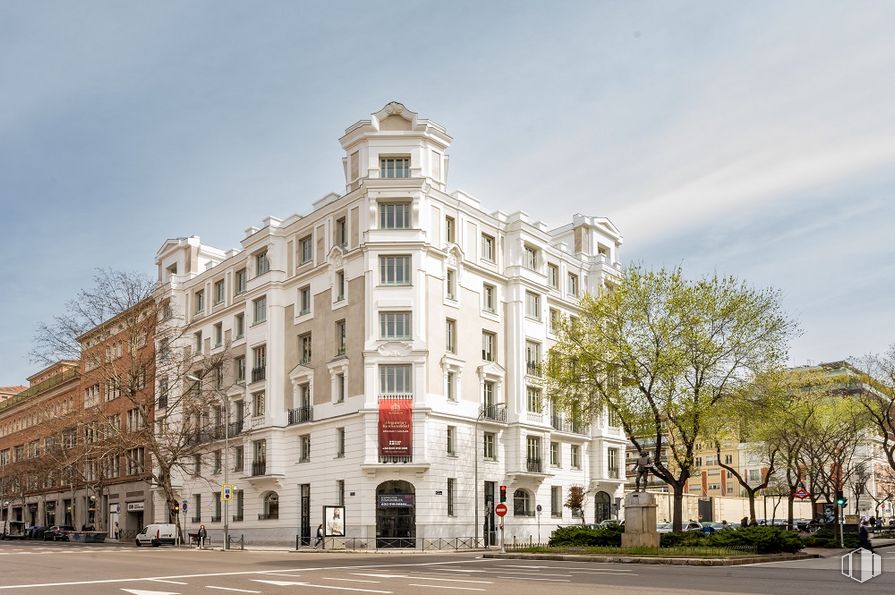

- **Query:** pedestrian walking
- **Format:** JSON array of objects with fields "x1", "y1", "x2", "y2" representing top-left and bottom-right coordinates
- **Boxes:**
[
  {"x1": 113, "y1": 522, "x2": 120, "y2": 540},
  {"x1": 859, "y1": 522, "x2": 873, "y2": 551},
  {"x1": 197, "y1": 524, "x2": 207, "y2": 549},
  {"x1": 741, "y1": 516, "x2": 749, "y2": 528},
  {"x1": 314, "y1": 523, "x2": 324, "y2": 549}
]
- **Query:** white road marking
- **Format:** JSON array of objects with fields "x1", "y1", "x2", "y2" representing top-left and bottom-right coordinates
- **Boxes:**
[
  {"x1": 488, "y1": 570, "x2": 571, "y2": 577},
  {"x1": 205, "y1": 587, "x2": 261, "y2": 594},
  {"x1": 405, "y1": 576, "x2": 492, "y2": 584},
  {"x1": 407, "y1": 585, "x2": 484, "y2": 592},
  {"x1": 120, "y1": 590, "x2": 180, "y2": 595},
  {"x1": 432, "y1": 568, "x2": 488, "y2": 573},
  {"x1": 0, "y1": 557, "x2": 493, "y2": 590},
  {"x1": 253, "y1": 580, "x2": 391, "y2": 593},
  {"x1": 149, "y1": 580, "x2": 189, "y2": 585},
  {"x1": 497, "y1": 576, "x2": 569, "y2": 582},
  {"x1": 323, "y1": 578, "x2": 383, "y2": 584}
]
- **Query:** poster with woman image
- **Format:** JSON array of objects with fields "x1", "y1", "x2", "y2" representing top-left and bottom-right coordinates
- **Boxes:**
[{"x1": 324, "y1": 505, "x2": 345, "y2": 537}]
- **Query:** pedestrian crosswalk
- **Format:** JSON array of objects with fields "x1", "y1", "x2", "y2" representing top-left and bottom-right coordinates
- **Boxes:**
[{"x1": 0, "y1": 546, "x2": 134, "y2": 555}]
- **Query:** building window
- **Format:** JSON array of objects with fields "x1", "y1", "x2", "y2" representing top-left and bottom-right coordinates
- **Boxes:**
[
  {"x1": 513, "y1": 489, "x2": 533, "y2": 517},
  {"x1": 447, "y1": 478, "x2": 456, "y2": 516},
  {"x1": 233, "y1": 446, "x2": 244, "y2": 472},
  {"x1": 550, "y1": 442, "x2": 560, "y2": 467},
  {"x1": 213, "y1": 322, "x2": 223, "y2": 347},
  {"x1": 748, "y1": 469, "x2": 760, "y2": 482},
  {"x1": 235, "y1": 313, "x2": 245, "y2": 339},
  {"x1": 126, "y1": 448, "x2": 145, "y2": 475},
  {"x1": 338, "y1": 480, "x2": 345, "y2": 506},
  {"x1": 446, "y1": 371, "x2": 457, "y2": 402},
  {"x1": 335, "y1": 320, "x2": 346, "y2": 356},
  {"x1": 568, "y1": 273, "x2": 579, "y2": 297},
  {"x1": 335, "y1": 217, "x2": 347, "y2": 248},
  {"x1": 446, "y1": 269, "x2": 457, "y2": 300},
  {"x1": 526, "y1": 436, "x2": 541, "y2": 472},
  {"x1": 335, "y1": 372, "x2": 345, "y2": 403},
  {"x1": 571, "y1": 444, "x2": 581, "y2": 469},
  {"x1": 299, "y1": 285, "x2": 311, "y2": 315},
  {"x1": 608, "y1": 447, "x2": 619, "y2": 478},
  {"x1": 481, "y1": 234, "x2": 495, "y2": 261},
  {"x1": 380, "y1": 311, "x2": 411, "y2": 339},
  {"x1": 525, "y1": 291, "x2": 541, "y2": 320},
  {"x1": 214, "y1": 280, "x2": 225, "y2": 305},
  {"x1": 253, "y1": 296, "x2": 267, "y2": 324},
  {"x1": 379, "y1": 255, "x2": 411, "y2": 285},
  {"x1": 483, "y1": 432, "x2": 495, "y2": 460},
  {"x1": 193, "y1": 494, "x2": 202, "y2": 522},
  {"x1": 335, "y1": 270, "x2": 346, "y2": 301},
  {"x1": 253, "y1": 391, "x2": 265, "y2": 417},
  {"x1": 299, "y1": 235, "x2": 313, "y2": 265},
  {"x1": 235, "y1": 269, "x2": 247, "y2": 294},
  {"x1": 548, "y1": 308, "x2": 560, "y2": 333},
  {"x1": 336, "y1": 427, "x2": 346, "y2": 458},
  {"x1": 255, "y1": 250, "x2": 270, "y2": 276},
  {"x1": 525, "y1": 340, "x2": 541, "y2": 376},
  {"x1": 551, "y1": 486, "x2": 562, "y2": 518},
  {"x1": 380, "y1": 156, "x2": 410, "y2": 178},
  {"x1": 524, "y1": 245, "x2": 538, "y2": 270},
  {"x1": 447, "y1": 426, "x2": 457, "y2": 456},
  {"x1": 445, "y1": 319, "x2": 456, "y2": 353},
  {"x1": 235, "y1": 356, "x2": 246, "y2": 384},
  {"x1": 547, "y1": 264, "x2": 559, "y2": 288},
  {"x1": 445, "y1": 216, "x2": 456, "y2": 243},
  {"x1": 482, "y1": 381, "x2": 495, "y2": 409},
  {"x1": 483, "y1": 284, "x2": 496, "y2": 312},
  {"x1": 380, "y1": 203, "x2": 410, "y2": 229},
  {"x1": 213, "y1": 449, "x2": 222, "y2": 474},
  {"x1": 379, "y1": 364, "x2": 412, "y2": 395},
  {"x1": 252, "y1": 345, "x2": 266, "y2": 381},
  {"x1": 262, "y1": 491, "x2": 278, "y2": 520},
  {"x1": 299, "y1": 333, "x2": 312, "y2": 364},
  {"x1": 194, "y1": 290, "x2": 205, "y2": 314},
  {"x1": 482, "y1": 331, "x2": 496, "y2": 362},
  {"x1": 607, "y1": 408, "x2": 620, "y2": 428},
  {"x1": 194, "y1": 331, "x2": 203, "y2": 354},
  {"x1": 526, "y1": 386, "x2": 542, "y2": 413},
  {"x1": 299, "y1": 434, "x2": 310, "y2": 463},
  {"x1": 724, "y1": 454, "x2": 733, "y2": 465}
]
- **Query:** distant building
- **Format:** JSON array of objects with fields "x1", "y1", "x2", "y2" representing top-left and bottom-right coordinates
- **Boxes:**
[{"x1": 0, "y1": 386, "x2": 26, "y2": 402}]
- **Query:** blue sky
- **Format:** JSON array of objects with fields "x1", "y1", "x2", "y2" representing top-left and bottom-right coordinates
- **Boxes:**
[{"x1": 1, "y1": 1, "x2": 893, "y2": 383}]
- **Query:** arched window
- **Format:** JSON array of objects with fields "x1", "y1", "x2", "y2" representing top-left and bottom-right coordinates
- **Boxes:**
[
  {"x1": 261, "y1": 491, "x2": 279, "y2": 520},
  {"x1": 513, "y1": 489, "x2": 532, "y2": 517},
  {"x1": 594, "y1": 491, "x2": 611, "y2": 523}
]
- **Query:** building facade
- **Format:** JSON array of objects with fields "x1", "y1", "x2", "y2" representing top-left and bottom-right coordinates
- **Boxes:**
[{"x1": 154, "y1": 103, "x2": 627, "y2": 545}]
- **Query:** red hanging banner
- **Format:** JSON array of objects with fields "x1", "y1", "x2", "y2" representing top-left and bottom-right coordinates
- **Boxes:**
[{"x1": 379, "y1": 397, "x2": 412, "y2": 458}]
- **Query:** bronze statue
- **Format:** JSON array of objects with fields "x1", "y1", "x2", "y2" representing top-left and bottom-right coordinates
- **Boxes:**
[{"x1": 634, "y1": 450, "x2": 653, "y2": 492}]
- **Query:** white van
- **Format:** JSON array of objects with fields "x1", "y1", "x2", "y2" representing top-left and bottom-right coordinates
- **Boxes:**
[{"x1": 135, "y1": 524, "x2": 177, "y2": 547}]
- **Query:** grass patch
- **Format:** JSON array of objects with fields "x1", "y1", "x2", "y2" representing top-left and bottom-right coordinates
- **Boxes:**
[{"x1": 514, "y1": 545, "x2": 757, "y2": 558}]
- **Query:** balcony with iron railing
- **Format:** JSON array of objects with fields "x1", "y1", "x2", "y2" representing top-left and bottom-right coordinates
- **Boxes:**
[
  {"x1": 378, "y1": 455, "x2": 414, "y2": 464},
  {"x1": 479, "y1": 404, "x2": 507, "y2": 423},
  {"x1": 257, "y1": 512, "x2": 278, "y2": 520},
  {"x1": 526, "y1": 458, "x2": 542, "y2": 473},
  {"x1": 288, "y1": 406, "x2": 313, "y2": 425},
  {"x1": 550, "y1": 415, "x2": 590, "y2": 435},
  {"x1": 251, "y1": 460, "x2": 266, "y2": 476},
  {"x1": 525, "y1": 361, "x2": 543, "y2": 378},
  {"x1": 251, "y1": 367, "x2": 266, "y2": 383}
]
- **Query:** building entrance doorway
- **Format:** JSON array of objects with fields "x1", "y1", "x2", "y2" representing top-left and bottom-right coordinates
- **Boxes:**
[
  {"x1": 376, "y1": 480, "x2": 415, "y2": 548},
  {"x1": 484, "y1": 481, "x2": 496, "y2": 546},
  {"x1": 595, "y1": 491, "x2": 611, "y2": 523},
  {"x1": 300, "y1": 484, "x2": 311, "y2": 546}
]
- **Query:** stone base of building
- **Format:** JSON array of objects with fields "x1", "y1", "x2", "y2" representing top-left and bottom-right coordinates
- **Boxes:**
[{"x1": 621, "y1": 491, "x2": 659, "y2": 549}]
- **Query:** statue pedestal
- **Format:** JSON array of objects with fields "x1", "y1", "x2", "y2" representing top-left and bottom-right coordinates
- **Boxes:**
[{"x1": 621, "y1": 492, "x2": 660, "y2": 548}]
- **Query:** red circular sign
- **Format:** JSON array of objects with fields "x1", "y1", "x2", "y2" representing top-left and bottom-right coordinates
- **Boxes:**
[
  {"x1": 495, "y1": 503, "x2": 508, "y2": 517},
  {"x1": 793, "y1": 488, "x2": 810, "y2": 500}
]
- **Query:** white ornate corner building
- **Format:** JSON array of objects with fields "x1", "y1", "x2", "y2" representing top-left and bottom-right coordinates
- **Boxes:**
[{"x1": 152, "y1": 103, "x2": 628, "y2": 546}]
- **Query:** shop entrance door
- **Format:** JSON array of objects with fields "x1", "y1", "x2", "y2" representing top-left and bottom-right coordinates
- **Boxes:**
[{"x1": 376, "y1": 480, "x2": 415, "y2": 548}]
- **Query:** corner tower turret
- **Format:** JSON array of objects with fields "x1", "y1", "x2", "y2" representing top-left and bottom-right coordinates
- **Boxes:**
[{"x1": 339, "y1": 102, "x2": 452, "y2": 193}]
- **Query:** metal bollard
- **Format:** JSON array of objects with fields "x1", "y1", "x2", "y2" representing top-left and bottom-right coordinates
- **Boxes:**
[{"x1": 296, "y1": 535, "x2": 300, "y2": 550}]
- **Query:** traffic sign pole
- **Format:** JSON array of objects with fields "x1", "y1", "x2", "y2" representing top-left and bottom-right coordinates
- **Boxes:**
[{"x1": 494, "y1": 502, "x2": 507, "y2": 553}]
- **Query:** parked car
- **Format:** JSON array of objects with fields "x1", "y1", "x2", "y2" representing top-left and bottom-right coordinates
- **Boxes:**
[
  {"x1": 598, "y1": 519, "x2": 624, "y2": 529},
  {"x1": 27, "y1": 525, "x2": 48, "y2": 539},
  {"x1": 656, "y1": 522, "x2": 674, "y2": 533},
  {"x1": 43, "y1": 525, "x2": 74, "y2": 541},
  {"x1": 135, "y1": 523, "x2": 177, "y2": 547},
  {"x1": 684, "y1": 521, "x2": 704, "y2": 532}
]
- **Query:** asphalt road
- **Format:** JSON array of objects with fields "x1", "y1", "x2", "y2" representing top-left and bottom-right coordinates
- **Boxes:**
[{"x1": 0, "y1": 540, "x2": 893, "y2": 594}]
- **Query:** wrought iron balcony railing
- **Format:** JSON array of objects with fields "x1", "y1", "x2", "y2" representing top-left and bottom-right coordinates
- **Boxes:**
[
  {"x1": 251, "y1": 367, "x2": 266, "y2": 383},
  {"x1": 288, "y1": 406, "x2": 313, "y2": 425},
  {"x1": 480, "y1": 404, "x2": 507, "y2": 422},
  {"x1": 251, "y1": 460, "x2": 267, "y2": 476}
]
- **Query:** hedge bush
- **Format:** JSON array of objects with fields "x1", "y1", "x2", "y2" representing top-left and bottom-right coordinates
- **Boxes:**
[
  {"x1": 548, "y1": 525, "x2": 622, "y2": 547},
  {"x1": 660, "y1": 530, "x2": 707, "y2": 548},
  {"x1": 708, "y1": 525, "x2": 803, "y2": 554},
  {"x1": 802, "y1": 527, "x2": 859, "y2": 549}
]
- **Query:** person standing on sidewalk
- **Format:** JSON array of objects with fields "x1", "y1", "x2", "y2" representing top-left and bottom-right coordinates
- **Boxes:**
[
  {"x1": 859, "y1": 522, "x2": 873, "y2": 552},
  {"x1": 314, "y1": 524, "x2": 324, "y2": 549},
  {"x1": 197, "y1": 524, "x2": 207, "y2": 549}
]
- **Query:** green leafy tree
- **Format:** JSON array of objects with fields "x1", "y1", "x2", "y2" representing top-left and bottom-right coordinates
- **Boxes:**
[{"x1": 548, "y1": 266, "x2": 796, "y2": 531}]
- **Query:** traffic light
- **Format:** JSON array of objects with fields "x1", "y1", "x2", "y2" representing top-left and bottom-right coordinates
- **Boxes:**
[
  {"x1": 171, "y1": 501, "x2": 180, "y2": 515},
  {"x1": 835, "y1": 491, "x2": 847, "y2": 507},
  {"x1": 499, "y1": 485, "x2": 507, "y2": 503}
]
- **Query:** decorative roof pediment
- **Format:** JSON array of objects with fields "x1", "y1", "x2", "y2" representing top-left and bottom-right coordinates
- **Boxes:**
[
  {"x1": 288, "y1": 363, "x2": 314, "y2": 382},
  {"x1": 477, "y1": 361, "x2": 506, "y2": 380}
]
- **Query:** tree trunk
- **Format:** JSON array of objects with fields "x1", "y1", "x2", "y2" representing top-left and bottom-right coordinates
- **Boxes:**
[
  {"x1": 787, "y1": 495, "x2": 794, "y2": 530},
  {"x1": 672, "y1": 483, "x2": 684, "y2": 532},
  {"x1": 748, "y1": 490, "x2": 757, "y2": 523}
]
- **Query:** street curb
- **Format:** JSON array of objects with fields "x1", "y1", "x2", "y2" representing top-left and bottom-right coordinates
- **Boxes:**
[{"x1": 483, "y1": 552, "x2": 818, "y2": 566}]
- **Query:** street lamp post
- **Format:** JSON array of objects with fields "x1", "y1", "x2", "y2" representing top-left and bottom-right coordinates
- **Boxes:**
[{"x1": 188, "y1": 374, "x2": 230, "y2": 551}]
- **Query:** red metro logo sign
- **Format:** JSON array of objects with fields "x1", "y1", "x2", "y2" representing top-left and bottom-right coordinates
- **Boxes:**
[{"x1": 379, "y1": 397, "x2": 412, "y2": 458}]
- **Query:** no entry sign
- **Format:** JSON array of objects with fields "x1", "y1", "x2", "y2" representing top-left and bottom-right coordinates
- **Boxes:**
[{"x1": 495, "y1": 503, "x2": 508, "y2": 517}]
